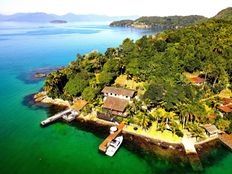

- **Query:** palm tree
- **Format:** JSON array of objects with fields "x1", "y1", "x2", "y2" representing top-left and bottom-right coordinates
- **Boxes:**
[
  {"x1": 150, "y1": 108, "x2": 167, "y2": 129},
  {"x1": 175, "y1": 103, "x2": 188, "y2": 128},
  {"x1": 169, "y1": 120, "x2": 179, "y2": 137}
]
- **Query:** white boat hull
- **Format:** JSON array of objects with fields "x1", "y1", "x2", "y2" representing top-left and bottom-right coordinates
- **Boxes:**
[{"x1": 105, "y1": 135, "x2": 123, "y2": 157}]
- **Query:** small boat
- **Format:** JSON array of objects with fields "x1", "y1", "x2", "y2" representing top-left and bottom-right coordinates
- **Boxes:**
[{"x1": 105, "y1": 135, "x2": 123, "y2": 157}]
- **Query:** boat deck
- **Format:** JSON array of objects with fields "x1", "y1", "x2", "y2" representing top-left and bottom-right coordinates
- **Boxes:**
[
  {"x1": 219, "y1": 133, "x2": 232, "y2": 151},
  {"x1": 99, "y1": 123, "x2": 125, "y2": 152}
]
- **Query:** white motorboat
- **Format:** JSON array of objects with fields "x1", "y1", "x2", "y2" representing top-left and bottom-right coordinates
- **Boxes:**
[{"x1": 105, "y1": 135, "x2": 123, "y2": 157}]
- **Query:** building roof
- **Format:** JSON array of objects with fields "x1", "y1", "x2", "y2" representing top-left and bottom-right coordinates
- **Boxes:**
[
  {"x1": 190, "y1": 77, "x2": 206, "y2": 84},
  {"x1": 72, "y1": 99, "x2": 87, "y2": 111},
  {"x1": 102, "y1": 86, "x2": 135, "y2": 97},
  {"x1": 218, "y1": 106, "x2": 232, "y2": 113},
  {"x1": 208, "y1": 114, "x2": 217, "y2": 119},
  {"x1": 222, "y1": 98, "x2": 232, "y2": 105},
  {"x1": 202, "y1": 124, "x2": 219, "y2": 134},
  {"x1": 227, "y1": 103, "x2": 232, "y2": 109},
  {"x1": 102, "y1": 96, "x2": 129, "y2": 112}
]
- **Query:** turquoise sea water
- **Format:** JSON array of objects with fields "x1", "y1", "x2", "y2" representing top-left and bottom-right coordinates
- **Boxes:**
[{"x1": 0, "y1": 22, "x2": 231, "y2": 174}]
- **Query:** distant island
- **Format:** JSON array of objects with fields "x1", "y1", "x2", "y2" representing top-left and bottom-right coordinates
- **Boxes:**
[
  {"x1": 110, "y1": 7, "x2": 232, "y2": 30},
  {"x1": 50, "y1": 20, "x2": 67, "y2": 24},
  {"x1": 110, "y1": 15, "x2": 207, "y2": 29}
]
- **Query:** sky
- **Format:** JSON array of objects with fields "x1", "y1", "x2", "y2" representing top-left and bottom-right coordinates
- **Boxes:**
[{"x1": 0, "y1": 0, "x2": 231, "y2": 17}]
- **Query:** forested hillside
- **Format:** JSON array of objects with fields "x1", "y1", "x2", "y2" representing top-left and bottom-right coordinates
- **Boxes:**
[
  {"x1": 43, "y1": 13, "x2": 232, "y2": 134},
  {"x1": 110, "y1": 15, "x2": 207, "y2": 29},
  {"x1": 45, "y1": 18, "x2": 231, "y2": 100}
]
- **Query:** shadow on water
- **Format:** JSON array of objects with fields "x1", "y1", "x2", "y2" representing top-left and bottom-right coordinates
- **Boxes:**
[
  {"x1": 17, "y1": 66, "x2": 64, "y2": 84},
  {"x1": 68, "y1": 120, "x2": 232, "y2": 174},
  {"x1": 67, "y1": 120, "x2": 196, "y2": 174},
  {"x1": 22, "y1": 92, "x2": 67, "y2": 115},
  {"x1": 197, "y1": 140, "x2": 231, "y2": 169}
]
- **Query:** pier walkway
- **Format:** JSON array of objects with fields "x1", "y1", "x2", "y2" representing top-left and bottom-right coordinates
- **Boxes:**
[
  {"x1": 219, "y1": 133, "x2": 232, "y2": 151},
  {"x1": 99, "y1": 123, "x2": 125, "y2": 152},
  {"x1": 41, "y1": 109, "x2": 79, "y2": 126},
  {"x1": 182, "y1": 136, "x2": 203, "y2": 171}
]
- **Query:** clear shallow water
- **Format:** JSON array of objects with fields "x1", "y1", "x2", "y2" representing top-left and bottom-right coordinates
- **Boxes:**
[{"x1": 0, "y1": 22, "x2": 231, "y2": 174}]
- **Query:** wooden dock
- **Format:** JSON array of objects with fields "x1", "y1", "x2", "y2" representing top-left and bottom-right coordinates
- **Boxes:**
[
  {"x1": 99, "y1": 123, "x2": 125, "y2": 152},
  {"x1": 219, "y1": 133, "x2": 232, "y2": 151},
  {"x1": 41, "y1": 109, "x2": 78, "y2": 126}
]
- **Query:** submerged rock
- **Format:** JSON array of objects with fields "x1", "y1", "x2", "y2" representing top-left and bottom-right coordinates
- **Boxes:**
[{"x1": 35, "y1": 73, "x2": 47, "y2": 78}]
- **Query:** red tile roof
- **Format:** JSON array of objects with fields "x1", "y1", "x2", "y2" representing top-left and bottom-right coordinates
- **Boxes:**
[
  {"x1": 102, "y1": 96, "x2": 129, "y2": 112},
  {"x1": 227, "y1": 103, "x2": 232, "y2": 109},
  {"x1": 190, "y1": 77, "x2": 206, "y2": 84},
  {"x1": 218, "y1": 106, "x2": 232, "y2": 113},
  {"x1": 102, "y1": 86, "x2": 135, "y2": 97},
  {"x1": 222, "y1": 98, "x2": 232, "y2": 105},
  {"x1": 208, "y1": 114, "x2": 217, "y2": 119}
]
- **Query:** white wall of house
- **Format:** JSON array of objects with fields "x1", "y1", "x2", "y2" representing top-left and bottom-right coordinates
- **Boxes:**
[{"x1": 103, "y1": 92, "x2": 131, "y2": 100}]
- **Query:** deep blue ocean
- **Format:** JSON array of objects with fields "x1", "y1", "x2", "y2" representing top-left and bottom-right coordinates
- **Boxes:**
[{"x1": 0, "y1": 22, "x2": 231, "y2": 174}]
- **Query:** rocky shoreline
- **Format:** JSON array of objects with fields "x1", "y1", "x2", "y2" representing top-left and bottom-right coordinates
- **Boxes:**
[{"x1": 34, "y1": 92, "x2": 70, "y2": 107}]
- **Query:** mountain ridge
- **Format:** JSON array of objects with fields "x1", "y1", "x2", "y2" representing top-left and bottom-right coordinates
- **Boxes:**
[{"x1": 0, "y1": 12, "x2": 139, "y2": 22}]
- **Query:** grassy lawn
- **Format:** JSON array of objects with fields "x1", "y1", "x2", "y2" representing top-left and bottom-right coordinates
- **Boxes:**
[
  {"x1": 183, "y1": 72, "x2": 201, "y2": 79},
  {"x1": 114, "y1": 75, "x2": 146, "y2": 96},
  {"x1": 124, "y1": 122, "x2": 181, "y2": 143},
  {"x1": 71, "y1": 99, "x2": 88, "y2": 110},
  {"x1": 218, "y1": 88, "x2": 232, "y2": 98}
]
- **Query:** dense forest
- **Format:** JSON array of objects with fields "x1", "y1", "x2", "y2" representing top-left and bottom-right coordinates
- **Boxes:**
[
  {"x1": 110, "y1": 15, "x2": 207, "y2": 29},
  {"x1": 44, "y1": 8, "x2": 232, "y2": 137}
]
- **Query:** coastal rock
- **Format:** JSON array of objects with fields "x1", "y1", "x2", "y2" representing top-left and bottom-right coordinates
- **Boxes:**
[{"x1": 34, "y1": 91, "x2": 70, "y2": 107}]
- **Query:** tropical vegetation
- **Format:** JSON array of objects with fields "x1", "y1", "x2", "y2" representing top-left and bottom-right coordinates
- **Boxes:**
[
  {"x1": 43, "y1": 8, "x2": 232, "y2": 139},
  {"x1": 110, "y1": 15, "x2": 207, "y2": 29}
]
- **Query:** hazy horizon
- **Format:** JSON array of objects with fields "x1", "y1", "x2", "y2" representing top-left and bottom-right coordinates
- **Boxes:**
[{"x1": 0, "y1": 0, "x2": 231, "y2": 17}]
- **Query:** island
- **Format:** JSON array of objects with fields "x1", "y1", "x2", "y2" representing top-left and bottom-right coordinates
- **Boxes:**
[
  {"x1": 50, "y1": 20, "x2": 67, "y2": 24},
  {"x1": 34, "y1": 7, "x2": 232, "y2": 171},
  {"x1": 110, "y1": 15, "x2": 207, "y2": 29}
]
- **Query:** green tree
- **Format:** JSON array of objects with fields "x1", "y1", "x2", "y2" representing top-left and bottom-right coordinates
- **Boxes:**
[
  {"x1": 103, "y1": 58, "x2": 120, "y2": 73},
  {"x1": 82, "y1": 87, "x2": 100, "y2": 102},
  {"x1": 216, "y1": 119, "x2": 230, "y2": 131},
  {"x1": 64, "y1": 72, "x2": 90, "y2": 97},
  {"x1": 98, "y1": 71, "x2": 115, "y2": 86}
]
